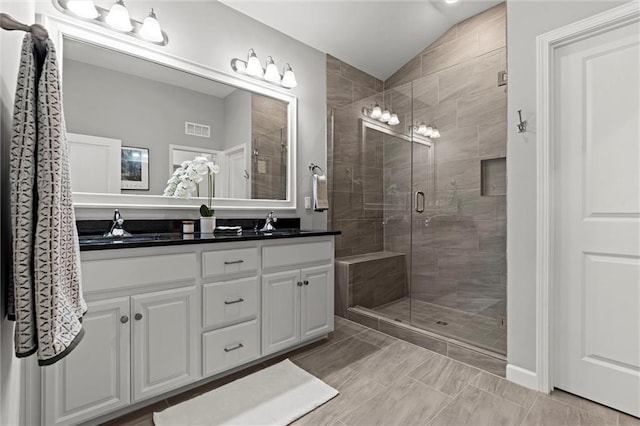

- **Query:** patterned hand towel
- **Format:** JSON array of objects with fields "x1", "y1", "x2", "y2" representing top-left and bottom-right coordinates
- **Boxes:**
[{"x1": 9, "y1": 34, "x2": 87, "y2": 365}]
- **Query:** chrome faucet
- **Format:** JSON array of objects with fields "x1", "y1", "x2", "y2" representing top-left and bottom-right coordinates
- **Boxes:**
[
  {"x1": 103, "y1": 209, "x2": 131, "y2": 238},
  {"x1": 260, "y1": 211, "x2": 278, "y2": 232}
]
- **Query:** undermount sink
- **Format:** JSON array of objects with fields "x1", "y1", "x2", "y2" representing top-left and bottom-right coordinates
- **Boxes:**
[
  {"x1": 255, "y1": 229, "x2": 297, "y2": 236},
  {"x1": 78, "y1": 234, "x2": 178, "y2": 244}
]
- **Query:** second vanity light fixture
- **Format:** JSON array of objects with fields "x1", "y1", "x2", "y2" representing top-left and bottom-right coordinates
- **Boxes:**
[
  {"x1": 362, "y1": 104, "x2": 400, "y2": 126},
  {"x1": 55, "y1": 0, "x2": 168, "y2": 45},
  {"x1": 231, "y1": 49, "x2": 298, "y2": 89},
  {"x1": 411, "y1": 122, "x2": 441, "y2": 139}
]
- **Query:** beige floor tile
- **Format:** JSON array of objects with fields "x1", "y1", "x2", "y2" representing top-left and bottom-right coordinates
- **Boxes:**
[
  {"x1": 522, "y1": 396, "x2": 613, "y2": 426},
  {"x1": 408, "y1": 354, "x2": 481, "y2": 396},
  {"x1": 471, "y1": 371, "x2": 539, "y2": 409},
  {"x1": 329, "y1": 317, "x2": 367, "y2": 343},
  {"x1": 340, "y1": 375, "x2": 451, "y2": 426},
  {"x1": 428, "y1": 385, "x2": 527, "y2": 426},
  {"x1": 352, "y1": 340, "x2": 435, "y2": 386},
  {"x1": 354, "y1": 328, "x2": 396, "y2": 348},
  {"x1": 293, "y1": 370, "x2": 386, "y2": 425},
  {"x1": 103, "y1": 400, "x2": 169, "y2": 426},
  {"x1": 549, "y1": 389, "x2": 620, "y2": 424},
  {"x1": 292, "y1": 336, "x2": 382, "y2": 384}
]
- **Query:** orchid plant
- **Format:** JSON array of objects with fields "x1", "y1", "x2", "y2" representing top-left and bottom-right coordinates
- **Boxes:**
[{"x1": 163, "y1": 155, "x2": 220, "y2": 217}]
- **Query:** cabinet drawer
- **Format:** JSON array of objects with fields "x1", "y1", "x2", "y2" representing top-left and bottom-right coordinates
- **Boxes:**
[
  {"x1": 202, "y1": 248, "x2": 258, "y2": 278},
  {"x1": 262, "y1": 241, "x2": 332, "y2": 270},
  {"x1": 82, "y1": 253, "x2": 196, "y2": 293},
  {"x1": 203, "y1": 277, "x2": 258, "y2": 330},
  {"x1": 202, "y1": 319, "x2": 259, "y2": 377}
]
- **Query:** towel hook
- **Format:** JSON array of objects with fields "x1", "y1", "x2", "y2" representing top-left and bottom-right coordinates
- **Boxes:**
[
  {"x1": 516, "y1": 110, "x2": 527, "y2": 133},
  {"x1": 309, "y1": 163, "x2": 324, "y2": 176}
]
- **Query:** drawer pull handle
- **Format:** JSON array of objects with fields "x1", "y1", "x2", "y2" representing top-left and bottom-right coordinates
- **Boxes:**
[
  {"x1": 224, "y1": 343, "x2": 244, "y2": 352},
  {"x1": 303, "y1": 280, "x2": 309, "y2": 286},
  {"x1": 297, "y1": 281, "x2": 303, "y2": 287},
  {"x1": 224, "y1": 260, "x2": 244, "y2": 265},
  {"x1": 224, "y1": 298, "x2": 245, "y2": 305},
  {"x1": 120, "y1": 315, "x2": 129, "y2": 324},
  {"x1": 134, "y1": 313, "x2": 143, "y2": 321}
]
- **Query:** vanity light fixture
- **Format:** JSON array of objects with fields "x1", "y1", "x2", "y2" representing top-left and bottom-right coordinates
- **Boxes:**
[
  {"x1": 412, "y1": 122, "x2": 441, "y2": 138},
  {"x1": 54, "y1": 0, "x2": 168, "y2": 45},
  {"x1": 105, "y1": 0, "x2": 132, "y2": 32},
  {"x1": 231, "y1": 49, "x2": 298, "y2": 89},
  {"x1": 362, "y1": 105, "x2": 400, "y2": 127},
  {"x1": 139, "y1": 8, "x2": 163, "y2": 43}
]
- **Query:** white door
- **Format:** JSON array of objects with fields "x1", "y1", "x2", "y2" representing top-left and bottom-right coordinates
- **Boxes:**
[
  {"x1": 67, "y1": 133, "x2": 121, "y2": 194},
  {"x1": 262, "y1": 270, "x2": 301, "y2": 355},
  {"x1": 300, "y1": 264, "x2": 333, "y2": 341},
  {"x1": 224, "y1": 144, "x2": 249, "y2": 198},
  {"x1": 131, "y1": 287, "x2": 198, "y2": 402},
  {"x1": 554, "y1": 17, "x2": 640, "y2": 417},
  {"x1": 43, "y1": 297, "x2": 130, "y2": 425}
]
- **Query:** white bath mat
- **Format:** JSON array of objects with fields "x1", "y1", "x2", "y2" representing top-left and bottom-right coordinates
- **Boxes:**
[{"x1": 153, "y1": 359, "x2": 339, "y2": 426}]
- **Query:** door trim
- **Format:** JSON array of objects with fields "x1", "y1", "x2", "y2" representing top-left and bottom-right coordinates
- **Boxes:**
[{"x1": 535, "y1": 1, "x2": 640, "y2": 393}]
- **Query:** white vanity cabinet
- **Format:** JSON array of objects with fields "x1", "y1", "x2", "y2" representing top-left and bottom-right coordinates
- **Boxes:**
[
  {"x1": 40, "y1": 235, "x2": 335, "y2": 426},
  {"x1": 262, "y1": 240, "x2": 334, "y2": 355}
]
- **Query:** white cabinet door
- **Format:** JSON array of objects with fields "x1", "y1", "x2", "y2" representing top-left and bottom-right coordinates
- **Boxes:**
[
  {"x1": 300, "y1": 265, "x2": 333, "y2": 341},
  {"x1": 132, "y1": 287, "x2": 198, "y2": 402},
  {"x1": 43, "y1": 297, "x2": 130, "y2": 426},
  {"x1": 262, "y1": 270, "x2": 301, "y2": 355}
]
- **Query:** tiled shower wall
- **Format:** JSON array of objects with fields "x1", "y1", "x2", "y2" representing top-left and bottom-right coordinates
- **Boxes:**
[
  {"x1": 385, "y1": 3, "x2": 507, "y2": 320},
  {"x1": 326, "y1": 55, "x2": 386, "y2": 258}
]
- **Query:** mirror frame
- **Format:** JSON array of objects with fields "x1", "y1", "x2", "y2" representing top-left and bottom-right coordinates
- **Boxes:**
[{"x1": 40, "y1": 13, "x2": 298, "y2": 211}]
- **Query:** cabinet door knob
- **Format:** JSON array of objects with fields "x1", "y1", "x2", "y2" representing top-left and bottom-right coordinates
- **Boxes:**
[
  {"x1": 303, "y1": 280, "x2": 309, "y2": 286},
  {"x1": 297, "y1": 281, "x2": 303, "y2": 287},
  {"x1": 134, "y1": 313, "x2": 143, "y2": 321},
  {"x1": 120, "y1": 315, "x2": 129, "y2": 324}
]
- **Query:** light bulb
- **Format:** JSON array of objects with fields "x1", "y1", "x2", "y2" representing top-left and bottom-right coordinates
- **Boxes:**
[
  {"x1": 281, "y1": 63, "x2": 297, "y2": 88},
  {"x1": 66, "y1": 1, "x2": 99, "y2": 19},
  {"x1": 264, "y1": 57, "x2": 281, "y2": 83},
  {"x1": 246, "y1": 49, "x2": 264, "y2": 77},
  {"x1": 380, "y1": 110, "x2": 391, "y2": 123},
  {"x1": 388, "y1": 113, "x2": 400, "y2": 126},
  {"x1": 431, "y1": 128, "x2": 441, "y2": 138},
  {"x1": 140, "y1": 9, "x2": 164, "y2": 43},
  {"x1": 425, "y1": 125, "x2": 434, "y2": 137},
  {"x1": 445, "y1": 0, "x2": 459, "y2": 3},
  {"x1": 418, "y1": 123, "x2": 427, "y2": 135},
  {"x1": 370, "y1": 104, "x2": 382, "y2": 119},
  {"x1": 105, "y1": 0, "x2": 132, "y2": 32}
]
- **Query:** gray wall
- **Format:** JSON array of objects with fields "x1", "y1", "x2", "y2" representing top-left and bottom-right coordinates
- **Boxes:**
[
  {"x1": 36, "y1": 0, "x2": 328, "y2": 229},
  {"x1": 223, "y1": 89, "x2": 252, "y2": 150},
  {"x1": 506, "y1": 0, "x2": 624, "y2": 373},
  {"x1": 63, "y1": 59, "x2": 226, "y2": 195}
]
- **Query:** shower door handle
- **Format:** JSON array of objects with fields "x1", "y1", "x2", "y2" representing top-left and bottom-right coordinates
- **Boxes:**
[{"x1": 415, "y1": 191, "x2": 425, "y2": 213}]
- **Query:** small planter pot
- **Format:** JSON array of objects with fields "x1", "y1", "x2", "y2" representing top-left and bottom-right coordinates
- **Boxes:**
[{"x1": 200, "y1": 216, "x2": 216, "y2": 234}]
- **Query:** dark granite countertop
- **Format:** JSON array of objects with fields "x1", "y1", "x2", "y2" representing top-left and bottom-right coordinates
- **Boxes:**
[{"x1": 79, "y1": 229, "x2": 340, "y2": 251}]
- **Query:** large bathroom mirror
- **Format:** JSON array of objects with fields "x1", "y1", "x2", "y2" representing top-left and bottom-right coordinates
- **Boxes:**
[{"x1": 44, "y1": 14, "x2": 297, "y2": 210}]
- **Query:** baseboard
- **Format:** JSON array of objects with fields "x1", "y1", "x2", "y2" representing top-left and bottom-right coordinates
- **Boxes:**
[{"x1": 506, "y1": 364, "x2": 538, "y2": 391}]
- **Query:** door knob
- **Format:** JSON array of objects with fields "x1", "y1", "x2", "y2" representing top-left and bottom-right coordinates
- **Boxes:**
[
  {"x1": 303, "y1": 280, "x2": 309, "y2": 286},
  {"x1": 120, "y1": 315, "x2": 129, "y2": 324},
  {"x1": 134, "y1": 313, "x2": 143, "y2": 321},
  {"x1": 297, "y1": 281, "x2": 303, "y2": 287}
]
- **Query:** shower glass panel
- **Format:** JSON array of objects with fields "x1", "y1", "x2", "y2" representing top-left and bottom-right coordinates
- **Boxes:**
[{"x1": 330, "y1": 76, "x2": 506, "y2": 356}]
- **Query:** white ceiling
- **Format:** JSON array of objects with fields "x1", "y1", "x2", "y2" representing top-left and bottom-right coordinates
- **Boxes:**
[{"x1": 220, "y1": 0, "x2": 501, "y2": 80}]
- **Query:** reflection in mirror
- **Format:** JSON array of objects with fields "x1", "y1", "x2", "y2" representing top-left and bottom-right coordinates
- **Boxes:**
[{"x1": 62, "y1": 37, "x2": 289, "y2": 201}]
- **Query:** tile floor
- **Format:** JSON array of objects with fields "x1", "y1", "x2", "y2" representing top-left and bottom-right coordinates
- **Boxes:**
[
  {"x1": 105, "y1": 316, "x2": 638, "y2": 426},
  {"x1": 371, "y1": 297, "x2": 507, "y2": 355}
]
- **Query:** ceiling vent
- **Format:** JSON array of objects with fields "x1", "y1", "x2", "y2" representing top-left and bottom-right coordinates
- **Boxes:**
[{"x1": 185, "y1": 121, "x2": 211, "y2": 138}]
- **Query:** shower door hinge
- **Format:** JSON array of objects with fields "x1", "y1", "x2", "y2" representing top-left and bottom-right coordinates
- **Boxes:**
[
  {"x1": 497, "y1": 71, "x2": 507, "y2": 87},
  {"x1": 498, "y1": 316, "x2": 507, "y2": 328}
]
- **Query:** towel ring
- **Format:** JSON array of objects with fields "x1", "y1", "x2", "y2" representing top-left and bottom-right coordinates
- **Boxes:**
[{"x1": 309, "y1": 163, "x2": 324, "y2": 176}]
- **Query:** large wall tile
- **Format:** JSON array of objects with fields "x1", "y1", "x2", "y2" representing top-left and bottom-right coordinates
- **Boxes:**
[
  {"x1": 457, "y1": 86, "x2": 507, "y2": 128},
  {"x1": 434, "y1": 126, "x2": 479, "y2": 163},
  {"x1": 421, "y1": 32, "x2": 478, "y2": 76},
  {"x1": 479, "y1": 120, "x2": 507, "y2": 158},
  {"x1": 437, "y1": 158, "x2": 481, "y2": 192}
]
